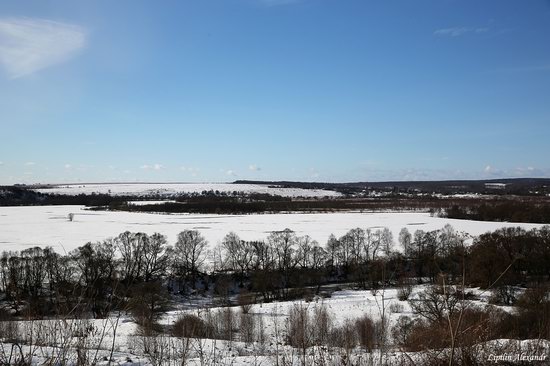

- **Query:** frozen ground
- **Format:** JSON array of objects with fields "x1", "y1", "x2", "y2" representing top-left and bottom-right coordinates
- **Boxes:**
[
  {"x1": 0, "y1": 206, "x2": 545, "y2": 253},
  {"x1": 161, "y1": 286, "x2": 509, "y2": 342},
  {"x1": 33, "y1": 182, "x2": 342, "y2": 198},
  {"x1": 2, "y1": 286, "x2": 545, "y2": 366}
]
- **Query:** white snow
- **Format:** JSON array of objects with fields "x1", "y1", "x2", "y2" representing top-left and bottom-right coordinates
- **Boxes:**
[
  {"x1": 0, "y1": 206, "x2": 545, "y2": 253},
  {"x1": 0, "y1": 283, "x2": 547, "y2": 365},
  {"x1": 33, "y1": 183, "x2": 342, "y2": 198},
  {"x1": 128, "y1": 200, "x2": 177, "y2": 205}
]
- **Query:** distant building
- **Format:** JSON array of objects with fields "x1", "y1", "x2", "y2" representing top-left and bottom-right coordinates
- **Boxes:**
[{"x1": 485, "y1": 182, "x2": 508, "y2": 190}]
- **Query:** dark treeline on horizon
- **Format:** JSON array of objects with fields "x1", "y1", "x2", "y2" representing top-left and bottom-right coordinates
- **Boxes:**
[
  {"x1": 234, "y1": 178, "x2": 550, "y2": 196},
  {"x1": 3, "y1": 185, "x2": 550, "y2": 224}
]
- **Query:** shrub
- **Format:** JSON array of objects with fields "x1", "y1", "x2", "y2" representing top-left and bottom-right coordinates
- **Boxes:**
[
  {"x1": 237, "y1": 290, "x2": 254, "y2": 314},
  {"x1": 355, "y1": 314, "x2": 376, "y2": 352},
  {"x1": 391, "y1": 316, "x2": 414, "y2": 348},
  {"x1": 239, "y1": 312, "x2": 256, "y2": 344},
  {"x1": 397, "y1": 279, "x2": 413, "y2": 301},
  {"x1": 129, "y1": 281, "x2": 171, "y2": 334},
  {"x1": 286, "y1": 303, "x2": 312, "y2": 349},
  {"x1": 488, "y1": 286, "x2": 518, "y2": 306},
  {"x1": 513, "y1": 286, "x2": 550, "y2": 340},
  {"x1": 172, "y1": 314, "x2": 213, "y2": 338},
  {"x1": 312, "y1": 303, "x2": 332, "y2": 345},
  {"x1": 330, "y1": 319, "x2": 357, "y2": 352},
  {"x1": 389, "y1": 302, "x2": 404, "y2": 314},
  {"x1": 208, "y1": 307, "x2": 237, "y2": 341},
  {"x1": 408, "y1": 285, "x2": 462, "y2": 323},
  {"x1": 515, "y1": 286, "x2": 548, "y2": 310},
  {"x1": 400, "y1": 306, "x2": 513, "y2": 352}
]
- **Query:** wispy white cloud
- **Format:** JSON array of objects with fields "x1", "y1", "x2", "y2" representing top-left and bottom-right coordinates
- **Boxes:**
[
  {"x1": 140, "y1": 163, "x2": 163, "y2": 171},
  {"x1": 180, "y1": 166, "x2": 199, "y2": 177},
  {"x1": 24, "y1": 161, "x2": 35, "y2": 166},
  {"x1": 0, "y1": 17, "x2": 86, "y2": 79},
  {"x1": 248, "y1": 164, "x2": 261, "y2": 171},
  {"x1": 434, "y1": 26, "x2": 489, "y2": 37},
  {"x1": 352, "y1": 164, "x2": 550, "y2": 182},
  {"x1": 482, "y1": 165, "x2": 548, "y2": 178}
]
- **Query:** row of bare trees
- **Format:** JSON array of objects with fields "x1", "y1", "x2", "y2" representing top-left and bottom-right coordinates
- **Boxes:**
[
  {"x1": 3, "y1": 224, "x2": 550, "y2": 319},
  {"x1": 2, "y1": 224, "x2": 550, "y2": 365}
]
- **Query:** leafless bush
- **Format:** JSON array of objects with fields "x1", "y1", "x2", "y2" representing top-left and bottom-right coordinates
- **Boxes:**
[
  {"x1": 355, "y1": 314, "x2": 375, "y2": 352},
  {"x1": 222, "y1": 307, "x2": 237, "y2": 342},
  {"x1": 391, "y1": 315, "x2": 414, "y2": 348},
  {"x1": 400, "y1": 317, "x2": 449, "y2": 352},
  {"x1": 312, "y1": 302, "x2": 332, "y2": 345},
  {"x1": 141, "y1": 332, "x2": 177, "y2": 366},
  {"x1": 400, "y1": 306, "x2": 512, "y2": 353},
  {"x1": 239, "y1": 311, "x2": 256, "y2": 344},
  {"x1": 397, "y1": 278, "x2": 413, "y2": 301},
  {"x1": 0, "y1": 320, "x2": 19, "y2": 343},
  {"x1": 172, "y1": 314, "x2": 213, "y2": 338},
  {"x1": 129, "y1": 281, "x2": 171, "y2": 334},
  {"x1": 515, "y1": 285, "x2": 548, "y2": 310},
  {"x1": 513, "y1": 286, "x2": 550, "y2": 340},
  {"x1": 330, "y1": 319, "x2": 356, "y2": 361},
  {"x1": 389, "y1": 302, "x2": 404, "y2": 314},
  {"x1": 255, "y1": 313, "x2": 266, "y2": 345},
  {"x1": 488, "y1": 285, "x2": 518, "y2": 306},
  {"x1": 286, "y1": 303, "x2": 312, "y2": 351},
  {"x1": 213, "y1": 276, "x2": 232, "y2": 305},
  {"x1": 206, "y1": 307, "x2": 237, "y2": 342},
  {"x1": 408, "y1": 285, "x2": 462, "y2": 323},
  {"x1": 238, "y1": 290, "x2": 254, "y2": 314}
]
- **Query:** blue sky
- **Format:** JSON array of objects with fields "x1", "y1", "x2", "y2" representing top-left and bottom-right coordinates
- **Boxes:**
[{"x1": 1, "y1": 0, "x2": 549, "y2": 184}]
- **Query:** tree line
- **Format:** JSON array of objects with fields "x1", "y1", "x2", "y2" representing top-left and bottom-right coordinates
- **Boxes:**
[
  {"x1": 4, "y1": 185, "x2": 550, "y2": 223},
  {"x1": 2, "y1": 225, "x2": 550, "y2": 365},
  {"x1": 1, "y1": 225, "x2": 550, "y2": 320}
]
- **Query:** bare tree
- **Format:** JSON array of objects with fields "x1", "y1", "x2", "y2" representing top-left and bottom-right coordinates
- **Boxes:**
[
  {"x1": 287, "y1": 302, "x2": 313, "y2": 366},
  {"x1": 408, "y1": 285, "x2": 462, "y2": 323},
  {"x1": 116, "y1": 231, "x2": 146, "y2": 282},
  {"x1": 268, "y1": 228, "x2": 298, "y2": 292},
  {"x1": 331, "y1": 319, "x2": 356, "y2": 364},
  {"x1": 239, "y1": 310, "x2": 256, "y2": 344},
  {"x1": 312, "y1": 302, "x2": 332, "y2": 346},
  {"x1": 129, "y1": 281, "x2": 171, "y2": 334},
  {"x1": 174, "y1": 229, "x2": 208, "y2": 288},
  {"x1": 222, "y1": 232, "x2": 254, "y2": 282},
  {"x1": 399, "y1": 227, "x2": 412, "y2": 257},
  {"x1": 380, "y1": 228, "x2": 394, "y2": 257},
  {"x1": 348, "y1": 228, "x2": 366, "y2": 264},
  {"x1": 142, "y1": 232, "x2": 170, "y2": 282},
  {"x1": 325, "y1": 234, "x2": 340, "y2": 267},
  {"x1": 370, "y1": 229, "x2": 382, "y2": 260}
]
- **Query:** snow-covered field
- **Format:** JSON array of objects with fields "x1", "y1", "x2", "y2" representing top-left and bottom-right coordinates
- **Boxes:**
[
  {"x1": 0, "y1": 205, "x2": 545, "y2": 253},
  {"x1": 3, "y1": 286, "x2": 545, "y2": 366},
  {"x1": 33, "y1": 183, "x2": 342, "y2": 198}
]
